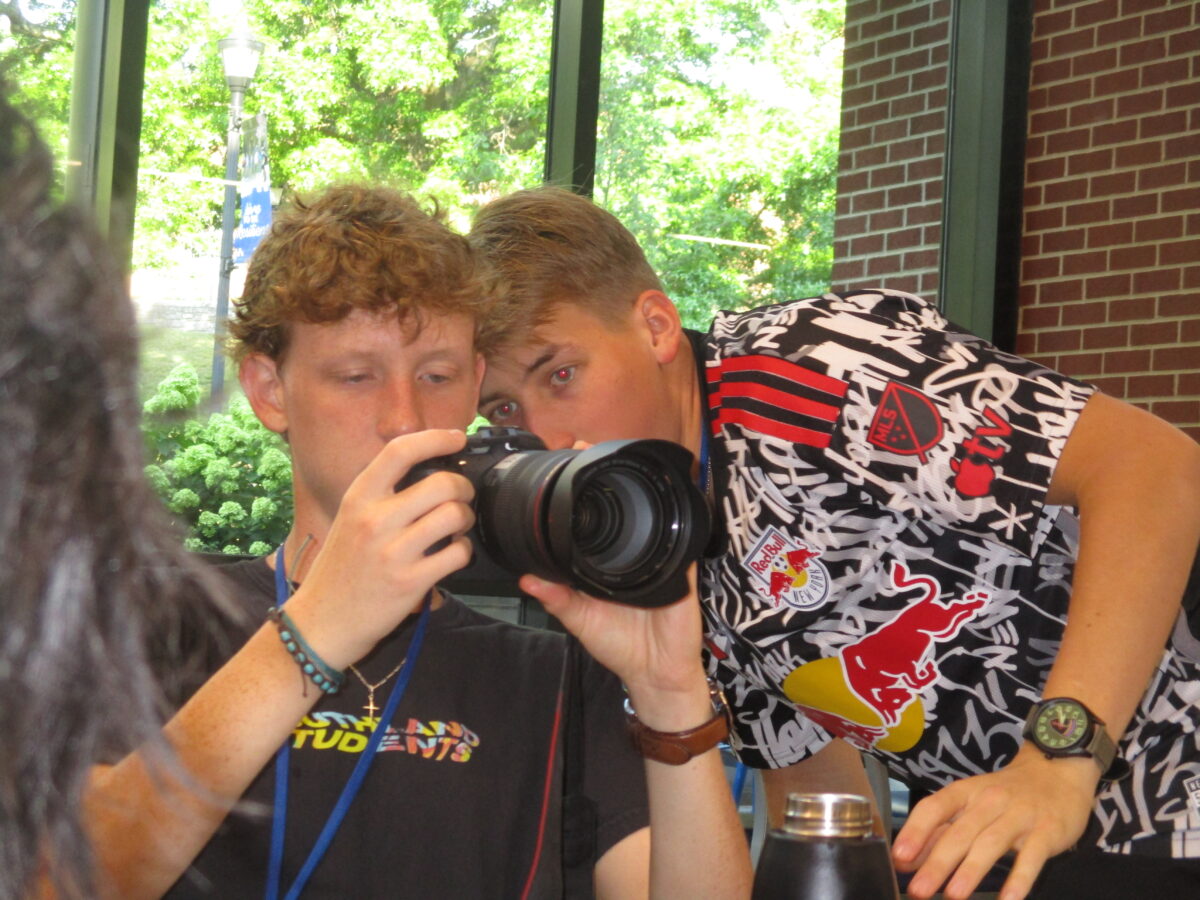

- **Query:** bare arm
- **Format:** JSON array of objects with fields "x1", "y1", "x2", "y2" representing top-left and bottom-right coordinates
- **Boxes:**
[
  {"x1": 760, "y1": 738, "x2": 881, "y2": 830},
  {"x1": 894, "y1": 393, "x2": 1200, "y2": 900},
  {"x1": 81, "y1": 626, "x2": 331, "y2": 899},
  {"x1": 71, "y1": 430, "x2": 476, "y2": 899}
]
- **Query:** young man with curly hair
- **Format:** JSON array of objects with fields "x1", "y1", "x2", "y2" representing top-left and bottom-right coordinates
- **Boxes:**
[
  {"x1": 469, "y1": 185, "x2": 1200, "y2": 900},
  {"x1": 79, "y1": 185, "x2": 752, "y2": 899}
]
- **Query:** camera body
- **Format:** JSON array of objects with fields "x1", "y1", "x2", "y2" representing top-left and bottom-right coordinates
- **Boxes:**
[{"x1": 402, "y1": 427, "x2": 710, "y2": 607}]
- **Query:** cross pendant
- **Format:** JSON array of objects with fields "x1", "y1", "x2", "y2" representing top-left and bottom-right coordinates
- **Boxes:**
[{"x1": 364, "y1": 692, "x2": 379, "y2": 719}]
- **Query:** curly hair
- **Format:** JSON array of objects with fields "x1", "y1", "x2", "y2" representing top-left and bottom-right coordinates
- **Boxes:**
[
  {"x1": 0, "y1": 93, "x2": 233, "y2": 898},
  {"x1": 230, "y1": 184, "x2": 497, "y2": 364},
  {"x1": 467, "y1": 185, "x2": 663, "y2": 354}
]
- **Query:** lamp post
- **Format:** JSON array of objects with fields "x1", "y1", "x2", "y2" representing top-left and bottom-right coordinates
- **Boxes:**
[{"x1": 210, "y1": 32, "x2": 265, "y2": 400}]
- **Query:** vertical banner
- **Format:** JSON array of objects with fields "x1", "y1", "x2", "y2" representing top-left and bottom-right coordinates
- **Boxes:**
[{"x1": 233, "y1": 112, "x2": 271, "y2": 264}]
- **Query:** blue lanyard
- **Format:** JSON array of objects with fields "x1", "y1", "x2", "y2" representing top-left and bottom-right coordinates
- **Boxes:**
[
  {"x1": 699, "y1": 421, "x2": 711, "y2": 494},
  {"x1": 265, "y1": 546, "x2": 431, "y2": 899}
]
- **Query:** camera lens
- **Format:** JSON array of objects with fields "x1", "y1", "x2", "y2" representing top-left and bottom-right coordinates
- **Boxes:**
[
  {"x1": 419, "y1": 427, "x2": 710, "y2": 607},
  {"x1": 477, "y1": 449, "x2": 574, "y2": 580},
  {"x1": 571, "y1": 467, "x2": 662, "y2": 575},
  {"x1": 545, "y1": 442, "x2": 708, "y2": 607}
]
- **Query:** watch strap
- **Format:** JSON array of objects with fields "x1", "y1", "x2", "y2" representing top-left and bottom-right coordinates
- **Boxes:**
[
  {"x1": 1083, "y1": 719, "x2": 1118, "y2": 777},
  {"x1": 625, "y1": 680, "x2": 731, "y2": 765}
]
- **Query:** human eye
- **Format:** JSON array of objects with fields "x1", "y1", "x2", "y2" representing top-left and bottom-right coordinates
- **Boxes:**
[
  {"x1": 485, "y1": 399, "x2": 521, "y2": 424},
  {"x1": 549, "y1": 365, "x2": 575, "y2": 388}
]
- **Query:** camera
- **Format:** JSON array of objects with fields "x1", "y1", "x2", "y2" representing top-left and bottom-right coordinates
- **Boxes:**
[{"x1": 400, "y1": 427, "x2": 711, "y2": 607}]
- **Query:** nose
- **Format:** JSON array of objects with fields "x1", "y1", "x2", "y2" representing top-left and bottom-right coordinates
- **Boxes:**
[{"x1": 379, "y1": 381, "x2": 423, "y2": 440}]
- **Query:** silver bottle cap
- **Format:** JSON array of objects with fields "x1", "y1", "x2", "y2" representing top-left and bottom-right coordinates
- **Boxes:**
[{"x1": 781, "y1": 792, "x2": 873, "y2": 838}]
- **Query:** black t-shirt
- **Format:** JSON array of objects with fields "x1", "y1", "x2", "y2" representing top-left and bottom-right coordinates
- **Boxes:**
[{"x1": 165, "y1": 557, "x2": 649, "y2": 898}]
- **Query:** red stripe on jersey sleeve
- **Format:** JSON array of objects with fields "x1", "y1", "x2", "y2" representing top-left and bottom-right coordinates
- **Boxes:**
[
  {"x1": 716, "y1": 379, "x2": 842, "y2": 423},
  {"x1": 711, "y1": 407, "x2": 834, "y2": 448},
  {"x1": 709, "y1": 355, "x2": 849, "y2": 399}
]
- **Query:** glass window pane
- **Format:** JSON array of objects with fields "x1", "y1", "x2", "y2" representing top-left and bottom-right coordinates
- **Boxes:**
[
  {"x1": 0, "y1": 1, "x2": 77, "y2": 196},
  {"x1": 596, "y1": 0, "x2": 844, "y2": 328},
  {"x1": 132, "y1": 0, "x2": 553, "y2": 553}
]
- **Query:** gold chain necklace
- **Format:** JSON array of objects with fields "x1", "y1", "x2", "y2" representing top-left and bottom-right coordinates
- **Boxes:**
[
  {"x1": 348, "y1": 657, "x2": 406, "y2": 719},
  {"x1": 281, "y1": 535, "x2": 409, "y2": 719}
]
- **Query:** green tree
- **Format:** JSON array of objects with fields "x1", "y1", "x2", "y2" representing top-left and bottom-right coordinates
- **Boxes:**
[
  {"x1": 0, "y1": 0, "x2": 78, "y2": 192},
  {"x1": 596, "y1": 0, "x2": 843, "y2": 327},
  {"x1": 4, "y1": 0, "x2": 843, "y2": 551},
  {"x1": 143, "y1": 363, "x2": 293, "y2": 554}
]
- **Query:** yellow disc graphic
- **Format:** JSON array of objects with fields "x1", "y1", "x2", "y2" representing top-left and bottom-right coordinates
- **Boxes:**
[{"x1": 782, "y1": 657, "x2": 924, "y2": 752}]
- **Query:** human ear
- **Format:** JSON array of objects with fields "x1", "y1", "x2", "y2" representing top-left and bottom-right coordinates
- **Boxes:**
[
  {"x1": 473, "y1": 352, "x2": 486, "y2": 394},
  {"x1": 636, "y1": 290, "x2": 684, "y2": 364},
  {"x1": 239, "y1": 353, "x2": 289, "y2": 435}
]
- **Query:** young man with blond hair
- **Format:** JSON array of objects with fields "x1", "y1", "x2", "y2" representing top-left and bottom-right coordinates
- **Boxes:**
[
  {"x1": 470, "y1": 185, "x2": 1200, "y2": 900},
  {"x1": 76, "y1": 185, "x2": 752, "y2": 899}
]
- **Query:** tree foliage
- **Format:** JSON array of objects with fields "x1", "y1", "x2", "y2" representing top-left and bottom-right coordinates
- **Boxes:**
[
  {"x1": 143, "y1": 363, "x2": 292, "y2": 554},
  {"x1": 595, "y1": 0, "x2": 843, "y2": 326},
  {"x1": 3, "y1": 0, "x2": 843, "y2": 548},
  {"x1": 0, "y1": 0, "x2": 77, "y2": 190}
]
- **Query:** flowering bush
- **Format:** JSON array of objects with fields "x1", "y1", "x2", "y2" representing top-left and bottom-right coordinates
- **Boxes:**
[{"x1": 143, "y1": 363, "x2": 292, "y2": 554}]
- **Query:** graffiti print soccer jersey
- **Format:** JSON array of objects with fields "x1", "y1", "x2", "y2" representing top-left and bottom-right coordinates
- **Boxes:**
[{"x1": 697, "y1": 290, "x2": 1200, "y2": 855}]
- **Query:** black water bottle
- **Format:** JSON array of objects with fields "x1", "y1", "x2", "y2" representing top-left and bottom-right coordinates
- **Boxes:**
[{"x1": 751, "y1": 792, "x2": 900, "y2": 900}]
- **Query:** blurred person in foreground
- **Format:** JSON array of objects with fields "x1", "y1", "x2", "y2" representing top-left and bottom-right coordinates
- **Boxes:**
[
  {"x1": 76, "y1": 184, "x2": 752, "y2": 898},
  {"x1": 469, "y1": 185, "x2": 1200, "y2": 900},
  {"x1": 0, "y1": 92, "x2": 231, "y2": 899}
]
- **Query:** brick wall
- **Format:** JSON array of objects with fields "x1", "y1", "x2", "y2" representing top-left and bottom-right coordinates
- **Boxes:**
[
  {"x1": 1019, "y1": 0, "x2": 1199, "y2": 438},
  {"x1": 831, "y1": 0, "x2": 952, "y2": 300}
]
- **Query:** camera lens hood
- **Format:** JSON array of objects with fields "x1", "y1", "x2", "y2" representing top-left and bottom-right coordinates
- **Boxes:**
[{"x1": 545, "y1": 439, "x2": 711, "y2": 607}]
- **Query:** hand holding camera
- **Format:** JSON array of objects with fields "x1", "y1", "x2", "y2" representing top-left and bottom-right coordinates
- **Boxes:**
[{"x1": 400, "y1": 427, "x2": 712, "y2": 608}]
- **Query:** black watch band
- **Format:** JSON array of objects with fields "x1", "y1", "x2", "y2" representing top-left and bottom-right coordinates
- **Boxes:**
[{"x1": 1022, "y1": 697, "x2": 1130, "y2": 782}]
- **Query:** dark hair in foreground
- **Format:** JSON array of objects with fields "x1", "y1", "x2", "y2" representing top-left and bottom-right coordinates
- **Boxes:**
[{"x1": 0, "y1": 93, "x2": 231, "y2": 898}]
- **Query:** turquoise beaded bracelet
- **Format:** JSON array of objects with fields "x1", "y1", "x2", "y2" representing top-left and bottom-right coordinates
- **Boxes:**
[{"x1": 266, "y1": 606, "x2": 345, "y2": 694}]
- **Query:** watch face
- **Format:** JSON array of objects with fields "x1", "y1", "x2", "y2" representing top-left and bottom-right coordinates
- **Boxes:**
[{"x1": 1034, "y1": 700, "x2": 1090, "y2": 751}]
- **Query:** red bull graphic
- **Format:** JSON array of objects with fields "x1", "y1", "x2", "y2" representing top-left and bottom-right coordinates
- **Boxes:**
[
  {"x1": 741, "y1": 527, "x2": 831, "y2": 610},
  {"x1": 841, "y1": 564, "x2": 987, "y2": 725},
  {"x1": 797, "y1": 702, "x2": 889, "y2": 751},
  {"x1": 781, "y1": 563, "x2": 987, "y2": 752},
  {"x1": 950, "y1": 406, "x2": 1013, "y2": 498}
]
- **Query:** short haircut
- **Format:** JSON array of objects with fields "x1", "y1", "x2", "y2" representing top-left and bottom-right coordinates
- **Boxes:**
[
  {"x1": 467, "y1": 186, "x2": 662, "y2": 352},
  {"x1": 230, "y1": 184, "x2": 494, "y2": 364}
]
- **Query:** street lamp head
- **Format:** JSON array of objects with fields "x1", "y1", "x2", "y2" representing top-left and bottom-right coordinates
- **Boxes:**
[{"x1": 218, "y1": 34, "x2": 265, "y2": 93}]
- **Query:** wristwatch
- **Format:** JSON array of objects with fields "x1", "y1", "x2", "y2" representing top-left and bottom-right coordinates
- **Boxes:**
[
  {"x1": 1022, "y1": 697, "x2": 1130, "y2": 782},
  {"x1": 625, "y1": 679, "x2": 731, "y2": 765}
]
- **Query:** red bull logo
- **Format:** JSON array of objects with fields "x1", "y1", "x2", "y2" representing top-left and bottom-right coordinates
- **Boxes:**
[
  {"x1": 781, "y1": 562, "x2": 987, "y2": 752},
  {"x1": 741, "y1": 527, "x2": 831, "y2": 610},
  {"x1": 841, "y1": 563, "x2": 987, "y2": 726}
]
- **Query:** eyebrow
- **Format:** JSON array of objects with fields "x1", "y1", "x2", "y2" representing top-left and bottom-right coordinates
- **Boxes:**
[{"x1": 479, "y1": 345, "x2": 560, "y2": 408}]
